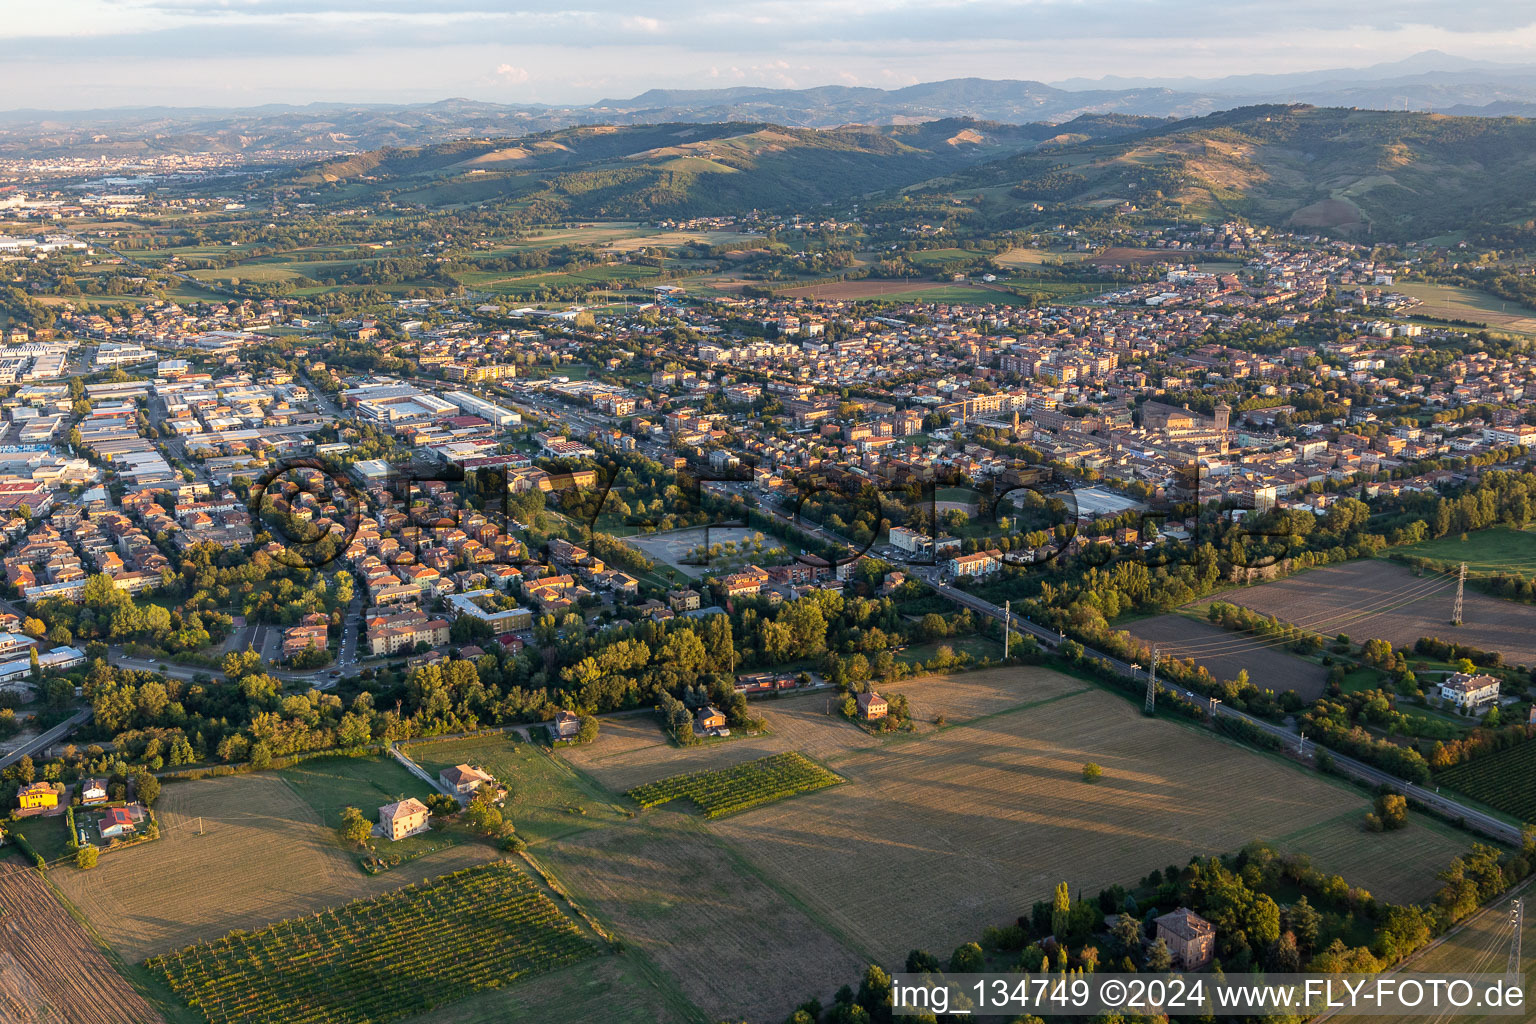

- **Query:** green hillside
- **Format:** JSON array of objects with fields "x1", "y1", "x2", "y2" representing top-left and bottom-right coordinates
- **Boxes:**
[
  {"x1": 284, "y1": 118, "x2": 1141, "y2": 218},
  {"x1": 932, "y1": 104, "x2": 1536, "y2": 239},
  {"x1": 281, "y1": 106, "x2": 1536, "y2": 240}
]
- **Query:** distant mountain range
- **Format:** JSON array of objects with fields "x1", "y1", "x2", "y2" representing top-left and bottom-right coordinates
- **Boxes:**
[{"x1": 8, "y1": 52, "x2": 1536, "y2": 161}]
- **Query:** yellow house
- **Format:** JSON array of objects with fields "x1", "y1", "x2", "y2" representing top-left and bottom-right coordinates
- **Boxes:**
[{"x1": 18, "y1": 782, "x2": 58, "y2": 811}]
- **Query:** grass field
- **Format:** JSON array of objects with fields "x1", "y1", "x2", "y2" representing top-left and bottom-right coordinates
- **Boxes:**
[
  {"x1": 401, "y1": 734, "x2": 626, "y2": 845},
  {"x1": 11, "y1": 812, "x2": 72, "y2": 864},
  {"x1": 0, "y1": 861, "x2": 164, "y2": 1024},
  {"x1": 54, "y1": 772, "x2": 499, "y2": 962},
  {"x1": 709, "y1": 683, "x2": 1463, "y2": 964},
  {"x1": 1391, "y1": 525, "x2": 1536, "y2": 576},
  {"x1": 147, "y1": 862, "x2": 599, "y2": 1024},
  {"x1": 279, "y1": 755, "x2": 458, "y2": 863},
  {"x1": 1212, "y1": 559, "x2": 1536, "y2": 667},
  {"x1": 627, "y1": 752, "x2": 843, "y2": 818},
  {"x1": 1394, "y1": 281, "x2": 1536, "y2": 335},
  {"x1": 1437, "y1": 740, "x2": 1536, "y2": 822},
  {"x1": 539, "y1": 812, "x2": 867, "y2": 1024}
]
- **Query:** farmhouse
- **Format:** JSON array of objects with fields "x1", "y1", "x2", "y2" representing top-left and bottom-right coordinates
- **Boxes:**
[
  {"x1": 1155, "y1": 908, "x2": 1216, "y2": 969},
  {"x1": 17, "y1": 781, "x2": 59, "y2": 811},
  {"x1": 552, "y1": 709, "x2": 582, "y2": 740},
  {"x1": 439, "y1": 763, "x2": 496, "y2": 797},
  {"x1": 695, "y1": 704, "x2": 728, "y2": 735},
  {"x1": 856, "y1": 691, "x2": 889, "y2": 721},
  {"x1": 1437, "y1": 671, "x2": 1500, "y2": 709},
  {"x1": 378, "y1": 798, "x2": 431, "y2": 841},
  {"x1": 79, "y1": 778, "x2": 108, "y2": 805}
]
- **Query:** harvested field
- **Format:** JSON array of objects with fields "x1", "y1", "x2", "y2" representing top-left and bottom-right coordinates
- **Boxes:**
[
  {"x1": 1393, "y1": 281, "x2": 1536, "y2": 335},
  {"x1": 560, "y1": 667, "x2": 1089, "y2": 792},
  {"x1": 711, "y1": 685, "x2": 1425, "y2": 964},
  {"x1": 777, "y1": 278, "x2": 951, "y2": 300},
  {"x1": 1091, "y1": 246, "x2": 1182, "y2": 265},
  {"x1": 0, "y1": 861, "x2": 163, "y2": 1024},
  {"x1": 1270, "y1": 810, "x2": 1478, "y2": 905},
  {"x1": 1213, "y1": 559, "x2": 1536, "y2": 665},
  {"x1": 1125, "y1": 613, "x2": 1328, "y2": 699},
  {"x1": 53, "y1": 772, "x2": 499, "y2": 962},
  {"x1": 538, "y1": 812, "x2": 866, "y2": 1024}
]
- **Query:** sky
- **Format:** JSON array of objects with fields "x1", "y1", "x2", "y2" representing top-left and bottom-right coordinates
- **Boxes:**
[{"x1": 6, "y1": 0, "x2": 1536, "y2": 109}]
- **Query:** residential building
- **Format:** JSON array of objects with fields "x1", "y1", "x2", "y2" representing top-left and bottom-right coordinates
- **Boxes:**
[
  {"x1": 1155, "y1": 908, "x2": 1216, "y2": 969},
  {"x1": 1438, "y1": 671, "x2": 1500, "y2": 709},
  {"x1": 378, "y1": 798, "x2": 431, "y2": 841}
]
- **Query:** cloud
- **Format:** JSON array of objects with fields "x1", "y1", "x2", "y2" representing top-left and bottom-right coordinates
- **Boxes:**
[
  {"x1": 620, "y1": 15, "x2": 663, "y2": 33},
  {"x1": 495, "y1": 63, "x2": 530, "y2": 83}
]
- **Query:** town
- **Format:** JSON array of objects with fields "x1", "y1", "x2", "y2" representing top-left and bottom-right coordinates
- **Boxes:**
[{"x1": 1, "y1": 23, "x2": 1536, "y2": 1024}]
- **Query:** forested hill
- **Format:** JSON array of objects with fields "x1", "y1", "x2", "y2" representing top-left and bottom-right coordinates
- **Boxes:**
[{"x1": 277, "y1": 105, "x2": 1536, "y2": 241}]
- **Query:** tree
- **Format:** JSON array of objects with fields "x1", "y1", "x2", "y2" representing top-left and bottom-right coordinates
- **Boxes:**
[
  {"x1": 1145, "y1": 937, "x2": 1173, "y2": 972},
  {"x1": 948, "y1": 942, "x2": 984, "y2": 972},
  {"x1": 1082, "y1": 762, "x2": 1103, "y2": 783},
  {"x1": 1050, "y1": 881, "x2": 1071, "y2": 939},
  {"x1": 1111, "y1": 913, "x2": 1143, "y2": 958},
  {"x1": 1283, "y1": 895, "x2": 1321, "y2": 953},
  {"x1": 28, "y1": 647, "x2": 40, "y2": 682},
  {"x1": 76, "y1": 845, "x2": 99, "y2": 869},
  {"x1": 337, "y1": 806, "x2": 372, "y2": 847},
  {"x1": 131, "y1": 771, "x2": 160, "y2": 807}
]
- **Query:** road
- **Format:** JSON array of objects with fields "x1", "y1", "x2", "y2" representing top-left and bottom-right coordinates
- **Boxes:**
[{"x1": 0, "y1": 708, "x2": 92, "y2": 770}]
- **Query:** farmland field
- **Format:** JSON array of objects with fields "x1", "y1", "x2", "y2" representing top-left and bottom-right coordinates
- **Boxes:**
[
  {"x1": 1391, "y1": 525, "x2": 1536, "y2": 576},
  {"x1": 0, "y1": 861, "x2": 164, "y2": 1024},
  {"x1": 560, "y1": 666, "x2": 1091, "y2": 792},
  {"x1": 396, "y1": 955, "x2": 702, "y2": 1024},
  {"x1": 54, "y1": 772, "x2": 499, "y2": 962},
  {"x1": 538, "y1": 811, "x2": 866, "y2": 1024},
  {"x1": 1328, "y1": 882, "x2": 1535, "y2": 1024},
  {"x1": 1393, "y1": 280, "x2": 1536, "y2": 335},
  {"x1": 1126, "y1": 613, "x2": 1328, "y2": 699},
  {"x1": 627, "y1": 751, "x2": 843, "y2": 817},
  {"x1": 710, "y1": 683, "x2": 1448, "y2": 964},
  {"x1": 1210, "y1": 559, "x2": 1536, "y2": 666},
  {"x1": 1269, "y1": 810, "x2": 1481, "y2": 905},
  {"x1": 147, "y1": 862, "x2": 599, "y2": 1024},
  {"x1": 1436, "y1": 740, "x2": 1536, "y2": 822},
  {"x1": 401, "y1": 734, "x2": 626, "y2": 844}
]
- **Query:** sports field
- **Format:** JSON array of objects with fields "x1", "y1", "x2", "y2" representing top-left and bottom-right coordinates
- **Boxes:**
[{"x1": 53, "y1": 772, "x2": 499, "y2": 962}]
